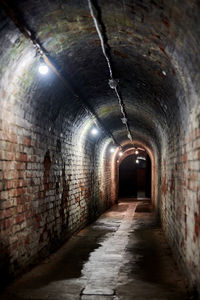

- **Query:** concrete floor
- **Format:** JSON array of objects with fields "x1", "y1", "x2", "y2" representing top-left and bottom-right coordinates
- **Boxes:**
[{"x1": 1, "y1": 199, "x2": 189, "y2": 300}]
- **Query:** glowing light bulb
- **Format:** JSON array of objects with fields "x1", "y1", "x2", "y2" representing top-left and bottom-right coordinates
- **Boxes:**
[
  {"x1": 162, "y1": 70, "x2": 166, "y2": 76},
  {"x1": 135, "y1": 150, "x2": 139, "y2": 155},
  {"x1": 91, "y1": 128, "x2": 98, "y2": 135},
  {"x1": 136, "y1": 159, "x2": 139, "y2": 164},
  {"x1": 119, "y1": 152, "x2": 123, "y2": 156},
  {"x1": 39, "y1": 64, "x2": 49, "y2": 75},
  {"x1": 110, "y1": 147, "x2": 115, "y2": 153}
]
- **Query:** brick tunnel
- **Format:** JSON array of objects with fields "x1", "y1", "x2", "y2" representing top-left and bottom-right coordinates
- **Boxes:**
[{"x1": 0, "y1": 0, "x2": 200, "y2": 299}]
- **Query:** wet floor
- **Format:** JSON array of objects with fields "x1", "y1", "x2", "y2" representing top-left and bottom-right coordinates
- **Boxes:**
[{"x1": 1, "y1": 199, "x2": 189, "y2": 300}]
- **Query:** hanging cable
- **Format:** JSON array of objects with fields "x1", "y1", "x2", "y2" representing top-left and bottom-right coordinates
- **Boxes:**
[
  {"x1": 88, "y1": 0, "x2": 113, "y2": 79},
  {"x1": 88, "y1": 0, "x2": 133, "y2": 141}
]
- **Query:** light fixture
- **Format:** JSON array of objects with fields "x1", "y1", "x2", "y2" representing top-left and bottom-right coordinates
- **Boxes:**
[
  {"x1": 91, "y1": 127, "x2": 98, "y2": 135},
  {"x1": 136, "y1": 159, "x2": 139, "y2": 164},
  {"x1": 135, "y1": 150, "x2": 139, "y2": 155},
  {"x1": 138, "y1": 156, "x2": 146, "y2": 161},
  {"x1": 39, "y1": 58, "x2": 49, "y2": 75},
  {"x1": 110, "y1": 147, "x2": 115, "y2": 153},
  {"x1": 119, "y1": 152, "x2": 123, "y2": 156},
  {"x1": 39, "y1": 63, "x2": 49, "y2": 75}
]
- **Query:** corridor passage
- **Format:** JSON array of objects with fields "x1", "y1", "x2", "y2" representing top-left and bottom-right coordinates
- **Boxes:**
[
  {"x1": 1, "y1": 0, "x2": 200, "y2": 295},
  {"x1": 1, "y1": 200, "x2": 187, "y2": 300}
]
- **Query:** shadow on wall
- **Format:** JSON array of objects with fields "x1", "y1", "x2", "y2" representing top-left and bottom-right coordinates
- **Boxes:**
[{"x1": 0, "y1": 244, "x2": 10, "y2": 291}]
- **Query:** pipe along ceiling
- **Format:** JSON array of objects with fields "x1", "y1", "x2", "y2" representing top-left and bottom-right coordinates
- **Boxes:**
[{"x1": 1, "y1": 0, "x2": 199, "y2": 153}]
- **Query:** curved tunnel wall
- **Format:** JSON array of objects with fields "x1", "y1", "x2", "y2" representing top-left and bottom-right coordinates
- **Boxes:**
[
  {"x1": 0, "y1": 16, "x2": 114, "y2": 281},
  {"x1": 0, "y1": 0, "x2": 200, "y2": 293}
]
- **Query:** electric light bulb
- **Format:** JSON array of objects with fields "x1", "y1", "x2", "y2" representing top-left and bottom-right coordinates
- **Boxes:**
[
  {"x1": 119, "y1": 152, "x2": 123, "y2": 156},
  {"x1": 91, "y1": 128, "x2": 98, "y2": 135},
  {"x1": 136, "y1": 159, "x2": 139, "y2": 164},
  {"x1": 110, "y1": 147, "x2": 115, "y2": 153},
  {"x1": 135, "y1": 150, "x2": 139, "y2": 155},
  {"x1": 39, "y1": 64, "x2": 49, "y2": 75}
]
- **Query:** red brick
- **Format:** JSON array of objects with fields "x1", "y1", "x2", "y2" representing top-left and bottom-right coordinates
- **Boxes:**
[
  {"x1": 23, "y1": 137, "x2": 31, "y2": 147},
  {"x1": 15, "y1": 214, "x2": 25, "y2": 224}
]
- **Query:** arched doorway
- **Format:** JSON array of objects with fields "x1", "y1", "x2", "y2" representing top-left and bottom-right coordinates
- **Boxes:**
[{"x1": 119, "y1": 152, "x2": 151, "y2": 199}]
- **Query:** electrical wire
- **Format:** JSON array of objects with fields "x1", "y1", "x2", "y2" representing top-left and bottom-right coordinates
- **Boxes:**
[{"x1": 88, "y1": 0, "x2": 133, "y2": 141}]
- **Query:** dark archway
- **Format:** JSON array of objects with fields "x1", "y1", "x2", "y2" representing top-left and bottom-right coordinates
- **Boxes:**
[{"x1": 119, "y1": 153, "x2": 151, "y2": 198}]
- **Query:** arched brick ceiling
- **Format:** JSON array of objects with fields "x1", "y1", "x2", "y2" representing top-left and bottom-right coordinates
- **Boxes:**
[{"x1": 0, "y1": 0, "x2": 200, "y2": 150}]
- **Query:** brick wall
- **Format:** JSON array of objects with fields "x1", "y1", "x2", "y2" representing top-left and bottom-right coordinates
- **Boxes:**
[
  {"x1": 0, "y1": 91, "x2": 113, "y2": 287},
  {"x1": 1, "y1": 0, "x2": 200, "y2": 295},
  {"x1": 0, "y1": 20, "x2": 113, "y2": 287},
  {"x1": 160, "y1": 95, "x2": 200, "y2": 293},
  {"x1": 93, "y1": 138, "x2": 116, "y2": 215}
]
